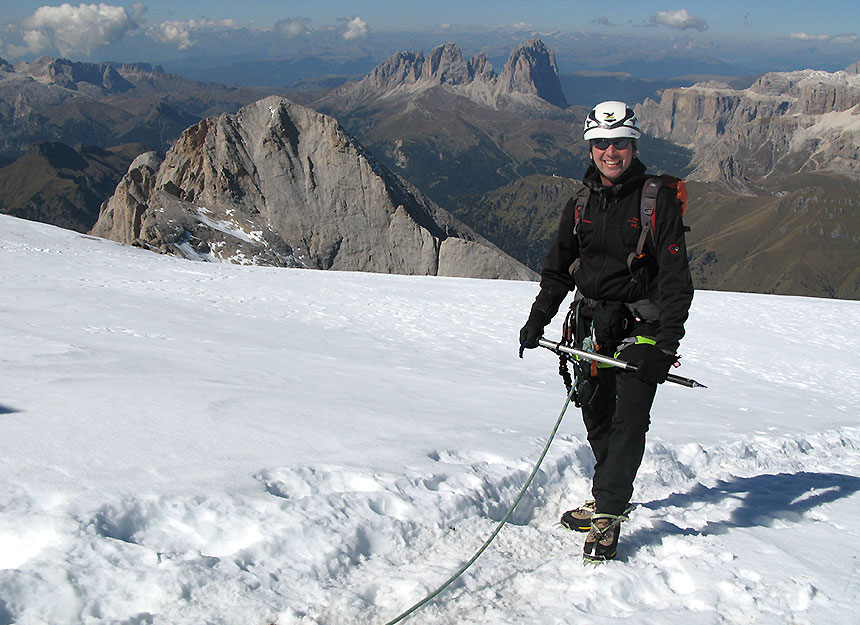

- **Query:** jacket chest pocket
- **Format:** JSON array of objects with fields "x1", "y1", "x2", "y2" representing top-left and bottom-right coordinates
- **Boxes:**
[{"x1": 577, "y1": 208, "x2": 639, "y2": 253}]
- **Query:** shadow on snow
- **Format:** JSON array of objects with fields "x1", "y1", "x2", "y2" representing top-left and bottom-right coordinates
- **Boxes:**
[{"x1": 624, "y1": 471, "x2": 860, "y2": 558}]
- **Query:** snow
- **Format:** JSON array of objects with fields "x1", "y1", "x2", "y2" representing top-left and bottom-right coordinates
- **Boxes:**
[
  {"x1": 1, "y1": 213, "x2": 859, "y2": 625},
  {"x1": 194, "y1": 207, "x2": 265, "y2": 245}
]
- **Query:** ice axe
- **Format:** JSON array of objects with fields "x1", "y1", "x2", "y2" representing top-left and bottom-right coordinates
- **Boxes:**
[{"x1": 537, "y1": 338, "x2": 707, "y2": 389}]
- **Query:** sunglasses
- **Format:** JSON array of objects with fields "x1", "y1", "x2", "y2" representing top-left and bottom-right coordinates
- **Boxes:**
[{"x1": 589, "y1": 138, "x2": 634, "y2": 150}]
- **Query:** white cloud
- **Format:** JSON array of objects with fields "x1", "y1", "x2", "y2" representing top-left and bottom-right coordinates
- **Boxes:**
[
  {"x1": 790, "y1": 32, "x2": 830, "y2": 41},
  {"x1": 833, "y1": 34, "x2": 860, "y2": 44},
  {"x1": 791, "y1": 32, "x2": 859, "y2": 44},
  {"x1": 275, "y1": 17, "x2": 311, "y2": 38},
  {"x1": 341, "y1": 16, "x2": 368, "y2": 40},
  {"x1": 650, "y1": 9, "x2": 708, "y2": 32},
  {"x1": 146, "y1": 18, "x2": 236, "y2": 50},
  {"x1": 148, "y1": 21, "x2": 195, "y2": 49},
  {"x1": 5, "y1": 29, "x2": 53, "y2": 58},
  {"x1": 19, "y1": 3, "x2": 143, "y2": 57}
]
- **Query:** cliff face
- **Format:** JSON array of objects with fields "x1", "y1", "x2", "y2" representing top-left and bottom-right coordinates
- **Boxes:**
[
  {"x1": 332, "y1": 39, "x2": 568, "y2": 111},
  {"x1": 496, "y1": 39, "x2": 568, "y2": 109},
  {"x1": 638, "y1": 70, "x2": 860, "y2": 182},
  {"x1": 91, "y1": 96, "x2": 535, "y2": 280}
]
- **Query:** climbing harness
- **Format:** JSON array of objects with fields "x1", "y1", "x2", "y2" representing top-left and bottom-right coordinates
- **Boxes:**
[{"x1": 382, "y1": 385, "x2": 577, "y2": 625}]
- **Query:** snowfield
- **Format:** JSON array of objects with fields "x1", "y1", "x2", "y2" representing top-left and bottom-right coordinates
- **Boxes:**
[{"x1": 1, "y1": 213, "x2": 859, "y2": 625}]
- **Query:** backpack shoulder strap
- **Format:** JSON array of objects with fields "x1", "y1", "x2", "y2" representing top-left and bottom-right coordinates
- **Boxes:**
[
  {"x1": 572, "y1": 186, "x2": 591, "y2": 236},
  {"x1": 569, "y1": 186, "x2": 591, "y2": 276},
  {"x1": 627, "y1": 175, "x2": 685, "y2": 272}
]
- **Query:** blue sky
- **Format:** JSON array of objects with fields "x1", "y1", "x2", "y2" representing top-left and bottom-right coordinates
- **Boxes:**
[
  {"x1": 2, "y1": 2, "x2": 859, "y2": 73},
  {"x1": 3, "y1": 1, "x2": 858, "y2": 35}
]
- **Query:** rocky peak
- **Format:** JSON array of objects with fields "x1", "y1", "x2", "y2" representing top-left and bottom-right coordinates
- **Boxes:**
[
  {"x1": 845, "y1": 60, "x2": 860, "y2": 74},
  {"x1": 92, "y1": 96, "x2": 534, "y2": 280},
  {"x1": 497, "y1": 39, "x2": 568, "y2": 109},
  {"x1": 467, "y1": 53, "x2": 495, "y2": 81},
  {"x1": 365, "y1": 50, "x2": 425, "y2": 89},
  {"x1": 422, "y1": 42, "x2": 470, "y2": 85},
  {"x1": 15, "y1": 56, "x2": 133, "y2": 93},
  {"x1": 333, "y1": 39, "x2": 566, "y2": 111}
]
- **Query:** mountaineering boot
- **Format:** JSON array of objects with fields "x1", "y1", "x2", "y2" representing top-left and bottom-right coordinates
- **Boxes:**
[
  {"x1": 560, "y1": 500, "x2": 595, "y2": 532},
  {"x1": 582, "y1": 511, "x2": 629, "y2": 563}
]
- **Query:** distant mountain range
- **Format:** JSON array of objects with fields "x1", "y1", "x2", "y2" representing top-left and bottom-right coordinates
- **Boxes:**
[
  {"x1": 324, "y1": 39, "x2": 569, "y2": 111},
  {"x1": 1, "y1": 45, "x2": 859, "y2": 298},
  {"x1": 638, "y1": 65, "x2": 860, "y2": 184},
  {"x1": 0, "y1": 56, "x2": 274, "y2": 158}
]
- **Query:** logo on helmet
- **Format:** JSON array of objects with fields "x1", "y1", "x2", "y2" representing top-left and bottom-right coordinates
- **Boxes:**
[{"x1": 603, "y1": 112, "x2": 617, "y2": 123}]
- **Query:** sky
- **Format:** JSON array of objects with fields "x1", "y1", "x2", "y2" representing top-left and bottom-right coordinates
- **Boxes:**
[
  {"x1": 2, "y1": 1, "x2": 859, "y2": 62},
  {"x1": 1, "y1": 213, "x2": 859, "y2": 624}
]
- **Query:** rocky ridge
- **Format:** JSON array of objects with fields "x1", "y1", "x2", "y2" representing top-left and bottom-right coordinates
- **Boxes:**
[
  {"x1": 0, "y1": 56, "x2": 272, "y2": 157},
  {"x1": 638, "y1": 66, "x2": 860, "y2": 182},
  {"x1": 91, "y1": 95, "x2": 534, "y2": 280},
  {"x1": 331, "y1": 39, "x2": 568, "y2": 111}
]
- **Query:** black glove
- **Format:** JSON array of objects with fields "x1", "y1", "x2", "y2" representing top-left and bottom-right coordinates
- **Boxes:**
[
  {"x1": 518, "y1": 311, "x2": 546, "y2": 358},
  {"x1": 630, "y1": 345, "x2": 676, "y2": 384}
]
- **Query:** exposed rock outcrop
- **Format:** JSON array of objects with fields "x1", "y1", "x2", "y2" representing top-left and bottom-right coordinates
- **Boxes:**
[
  {"x1": 330, "y1": 39, "x2": 568, "y2": 111},
  {"x1": 638, "y1": 69, "x2": 860, "y2": 182},
  {"x1": 496, "y1": 39, "x2": 568, "y2": 109},
  {"x1": 91, "y1": 96, "x2": 535, "y2": 280},
  {"x1": 13, "y1": 56, "x2": 140, "y2": 93}
]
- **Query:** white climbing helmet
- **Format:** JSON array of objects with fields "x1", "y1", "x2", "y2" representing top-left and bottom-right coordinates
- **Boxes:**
[{"x1": 583, "y1": 100, "x2": 641, "y2": 141}]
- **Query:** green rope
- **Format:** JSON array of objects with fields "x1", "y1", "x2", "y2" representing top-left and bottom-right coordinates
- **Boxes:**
[{"x1": 382, "y1": 387, "x2": 576, "y2": 625}]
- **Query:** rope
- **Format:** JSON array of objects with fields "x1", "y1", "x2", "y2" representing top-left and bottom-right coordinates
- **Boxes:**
[{"x1": 382, "y1": 387, "x2": 576, "y2": 625}]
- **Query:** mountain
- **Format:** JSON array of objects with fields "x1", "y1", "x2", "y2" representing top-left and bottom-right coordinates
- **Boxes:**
[
  {"x1": 637, "y1": 68, "x2": 860, "y2": 183},
  {"x1": 321, "y1": 39, "x2": 568, "y2": 112},
  {"x1": 0, "y1": 56, "x2": 276, "y2": 158},
  {"x1": 91, "y1": 95, "x2": 534, "y2": 280},
  {"x1": 313, "y1": 40, "x2": 588, "y2": 215},
  {"x1": 0, "y1": 142, "x2": 147, "y2": 233}
]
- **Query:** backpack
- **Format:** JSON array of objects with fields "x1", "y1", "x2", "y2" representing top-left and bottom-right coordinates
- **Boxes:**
[{"x1": 572, "y1": 175, "x2": 688, "y2": 272}]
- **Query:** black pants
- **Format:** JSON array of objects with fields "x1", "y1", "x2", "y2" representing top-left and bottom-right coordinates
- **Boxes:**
[{"x1": 580, "y1": 341, "x2": 657, "y2": 516}]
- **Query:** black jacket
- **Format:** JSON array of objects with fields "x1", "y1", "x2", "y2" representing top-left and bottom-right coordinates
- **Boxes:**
[{"x1": 528, "y1": 158, "x2": 694, "y2": 354}]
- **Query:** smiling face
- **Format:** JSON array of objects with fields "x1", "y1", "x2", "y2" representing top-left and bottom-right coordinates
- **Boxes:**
[{"x1": 591, "y1": 140, "x2": 636, "y2": 185}]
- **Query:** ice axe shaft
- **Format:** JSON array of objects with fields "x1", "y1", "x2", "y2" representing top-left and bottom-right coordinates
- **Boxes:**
[{"x1": 537, "y1": 338, "x2": 707, "y2": 389}]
